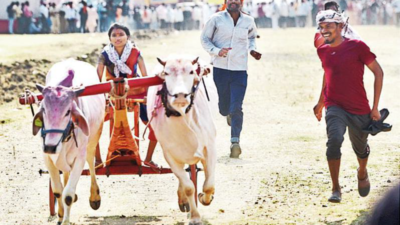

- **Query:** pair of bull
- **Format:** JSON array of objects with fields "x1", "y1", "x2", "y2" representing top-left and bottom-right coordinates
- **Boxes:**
[{"x1": 32, "y1": 57, "x2": 216, "y2": 225}]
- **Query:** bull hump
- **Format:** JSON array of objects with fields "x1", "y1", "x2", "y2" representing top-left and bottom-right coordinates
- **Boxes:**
[{"x1": 58, "y1": 70, "x2": 75, "y2": 87}]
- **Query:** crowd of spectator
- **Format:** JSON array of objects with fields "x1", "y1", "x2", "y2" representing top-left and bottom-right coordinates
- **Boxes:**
[
  {"x1": 243, "y1": 0, "x2": 400, "y2": 28},
  {"x1": 5, "y1": 0, "x2": 400, "y2": 34}
]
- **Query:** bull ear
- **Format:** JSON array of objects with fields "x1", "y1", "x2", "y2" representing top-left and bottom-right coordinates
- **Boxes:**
[
  {"x1": 192, "y1": 57, "x2": 199, "y2": 65},
  {"x1": 32, "y1": 108, "x2": 43, "y2": 136},
  {"x1": 71, "y1": 102, "x2": 89, "y2": 136},
  {"x1": 157, "y1": 58, "x2": 166, "y2": 66},
  {"x1": 36, "y1": 84, "x2": 45, "y2": 93}
]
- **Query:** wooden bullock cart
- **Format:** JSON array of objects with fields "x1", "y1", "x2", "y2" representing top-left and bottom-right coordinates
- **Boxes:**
[{"x1": 19, "y1": 76, "x2": 201, "y2": 217}]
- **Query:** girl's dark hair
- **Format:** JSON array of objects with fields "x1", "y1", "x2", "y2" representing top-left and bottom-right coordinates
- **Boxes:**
[
  {"x1": 324, "y1": 1, "x2": 339, "y2": 11},
  {"x1": 108, "y1": 23, "x2": 130, "y2": 38}
]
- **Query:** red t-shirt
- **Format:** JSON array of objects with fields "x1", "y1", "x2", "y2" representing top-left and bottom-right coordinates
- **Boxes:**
[{"x1": 317, "y1": 39, "x2": 376, "y2": 115}]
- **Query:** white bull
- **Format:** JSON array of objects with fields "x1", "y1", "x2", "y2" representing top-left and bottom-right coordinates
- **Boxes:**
[
  {"x1": 147, "y1": 56, "x2": 217, "y2": 225},
  {"x1": 32, "y1": 59, "x2": 105, "y2": 225}
]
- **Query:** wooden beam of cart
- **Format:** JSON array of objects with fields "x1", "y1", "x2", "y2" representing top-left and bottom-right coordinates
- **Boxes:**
[{"x1": 19, "y1": 76, "x2": 164, "y2": 105}]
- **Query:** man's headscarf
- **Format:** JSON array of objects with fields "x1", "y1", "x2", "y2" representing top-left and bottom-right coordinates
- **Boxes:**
[
  {"x1": 316, "y1": 9, "x2": 344, "y2": 25},
  {"x1": 220, "y1": 0, "x2": 244, "y2": 11}
]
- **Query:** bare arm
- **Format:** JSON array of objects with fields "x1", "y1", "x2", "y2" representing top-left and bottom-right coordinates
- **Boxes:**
[
  {"x1": 366, "y1": 59, "x2": 384, "y2": 120},
  {"x1": 97, "y1": 63, "x2": 104, "y2": 82},
  {"x1": 313, "y1": 73, "x2": 326, "y2": 121},
  {"x1": 317, "y1": 73, "x2": 326, "y2": 104},
  {"x1": 137, "y1": 55, "x2": 148, "y2": 77}
]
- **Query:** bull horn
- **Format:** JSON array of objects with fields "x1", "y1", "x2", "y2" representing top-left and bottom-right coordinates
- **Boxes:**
[
  {"x1": 192, "y1": 57, "x2": 199, "y2": 65},
  {"x1": 157, "y1": 58, "x2": 166, "y2": 66},
  {"x1": 36, "y1": 84, "x2": 45, "y2": 93}
]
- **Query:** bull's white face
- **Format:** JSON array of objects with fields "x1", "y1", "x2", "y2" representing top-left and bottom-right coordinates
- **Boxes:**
[
  {"x1": 160, "y1": 58, "x2": 199, "y2": 115},
  {"x1": 33, "y1": 86, "x2": 89, "y2": 155},
  {"x1": 41, "y1": 87, "x2": 74, "y2": 154}
]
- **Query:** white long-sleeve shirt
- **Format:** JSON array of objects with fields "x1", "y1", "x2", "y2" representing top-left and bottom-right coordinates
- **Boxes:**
[{"x1": 200, "y1": 10, "x2": 257, "y2": 71}]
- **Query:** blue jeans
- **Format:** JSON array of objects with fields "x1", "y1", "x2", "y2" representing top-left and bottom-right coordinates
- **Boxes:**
[
  {"x1": 8, "y1": 18, "x2": 14, "y2": 34},
  {"x1": 213, "y1": 67, "x2": 248, "y2": 143}
]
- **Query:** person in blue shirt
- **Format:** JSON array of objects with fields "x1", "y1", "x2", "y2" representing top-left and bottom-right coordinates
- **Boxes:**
[{"x1": 201, "y1": 0, "x2": 261, "y2": 158}]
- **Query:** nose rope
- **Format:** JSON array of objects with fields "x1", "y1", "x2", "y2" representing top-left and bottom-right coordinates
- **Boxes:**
[{"x1": 41, "y1": 120, "x2": 78, "y2": 151}]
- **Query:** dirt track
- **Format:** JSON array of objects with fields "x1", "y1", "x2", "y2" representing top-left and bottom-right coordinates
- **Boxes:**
[{"x1": 0, "y1": 27, "x2": 399, "y2": 225}]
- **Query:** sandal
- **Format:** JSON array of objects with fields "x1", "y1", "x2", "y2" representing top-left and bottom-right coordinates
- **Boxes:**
[
  {"x1": 358, "y1": 169, "x2": 370, "y2": 197},
  {"x1": 144, "y1": 161, "x2": 160, "y2": 172},
  {"x1": 328, "y1": 190, "x2": 342, "y2": 203}
]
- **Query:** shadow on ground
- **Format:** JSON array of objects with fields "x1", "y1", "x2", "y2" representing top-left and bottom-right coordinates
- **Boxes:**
[
  {"x1": 82, "y1": 215, "x2": 162, "y2": 225},
  {"x1": 322, "y1": 209, "x2": 369, "y2": 225},
  {"x1": 81, "y1": 215, "x2": 213, "y2": 225},
  {"x1": 349, "y1": 210, "x2": 370, "y2": 225}
]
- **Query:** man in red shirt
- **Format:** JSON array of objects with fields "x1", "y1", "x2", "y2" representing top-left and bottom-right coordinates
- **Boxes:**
[{"x1": 313, "y1": 10, "x2": 384, "y2": 203}]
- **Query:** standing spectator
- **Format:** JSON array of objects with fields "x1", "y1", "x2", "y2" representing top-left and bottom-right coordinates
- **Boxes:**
[
  {"x1": 192, "y1": 5, "x2": 202, "y2": 30},
  {"x1": 271, "y1": 0, "x2": 280, "y2": 29},
  {"x1": 370, "y1": 0, "x2": 379, "y2": 25},
  {"x1": 297, "y1": 0, "x2": 309, "y2": 27},
  {"x1": 115, "y1": 5, "x2": 122, "y2": 23},
  {"x1": 264, "y1": 2, "x2": 273, "y2": 28},
  {"x1": 150, "y1": 6, "x2": 158, "y2": 29},
  {"x1": 22, "y1": 1, "x2": 33, "y2": 34},
  {"x1": 201, "y1": 0, "x2": 262, "y2": 158},
  {"x1": 288, "y1": 2, "x2": 297, "y2": 27},
  {"x1": 339, "y1": 0, "x2": 348, "y2": 12},
  {"x1": 142, "y1": 6, "x2": 152, "y2": 29},
  {"x1": 7, "y1": 2, "x2": 15, "y2": 34},
  {"x1": 258, "y1": 3, "x2": 266, "y2": 27},
  {"x1": 40, "y1": 1, "x2": 50, "y2": 33},
  {"x1": 133, "y1": 7, "x2": 142, "y2": 29},
  {"x1": 98, "y1": 1, "x2": 107, "y2": 32},
  {"x1": 202, "y1": 3, "x2": 212, "y2": 27},
  {"x1": 385, "y1": 1, "x2": 394, "y2": 25},
  {"x1": 165, "y1": 5, "x2": 174, "y2": 31},
  {"x1": 156, "y1": 3, "x2": 167, "y2": 29},
  {"x1": 65, "y1": 2, "x2": 76, "y2": 33},
  {"x1": 242, "y1": 2, "x2": 251, "y2": 14},
  {"x1": 13, "y1": 2, "x2": 22, "y2": 34},
  {"x1": 59, "y1": 3, "x2": 68, "y2": 33},
  {"x1": 120, "y1": 0, "x2": 130, "y2": 26},
  {"x1": 183, "y1": 5, "x2": 193, "y2": 30},
  {"x1": 79, "y1": 1, "x2": 88, "y2": 33},
  {"x1": 393, "y1": 0, "x2": 400, "y2": 26},
  {"x1": 49, "y1": 3, "x2": 60, "y2": 34},
  {"x1": 106, "y1": 0, "x2": 116, "y2": 29},
  {"x1": 86, "y1": 5, "x2": 98, "y2": 33},
  {"x1": 306, "y1": 0, "x2": 314, "y2": 27},
  {"x1": 250, "y1": 3, "x2": 259, "y2": 27},
  {"x1": 175, "y1": 6, "x2": 184, "y2": 30},
  {"x1": 311, "y1": 0, "x2": 318, "y2": 26},
  {"x1": 280, "y1": 0, "x2": 290, "y2": 28}
]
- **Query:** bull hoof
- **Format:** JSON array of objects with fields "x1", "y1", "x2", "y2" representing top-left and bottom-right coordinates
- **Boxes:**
[
  {"x1": 198, "y1": 193, "x2": 214, "y2": 206},
  {"x1": 65, "y1": 196, "x2": 73, "y2": 206},
  {"x1": 74, "y1": 194, "x2": 78, "y2": 202},
  {"x1": 90, "y1": 200, "x2": 101, "y2": 210},
  {"x1": 189, "y1": 220, "x2": 203, "y2": 225},
  {"x1": 178, "y1": 202, "x2": 190, "y2": 212},
  {"x1": 57, "y1": 222, "x2": 62, "y2": 225},
  {"x1": 61, "y1": 220, "x2": 70, "y2": 225}
]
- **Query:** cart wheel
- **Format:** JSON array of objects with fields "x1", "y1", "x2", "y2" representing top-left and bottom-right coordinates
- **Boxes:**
[{"x1": 49, "y1": 179, "x2": 57, "y2": 217}]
